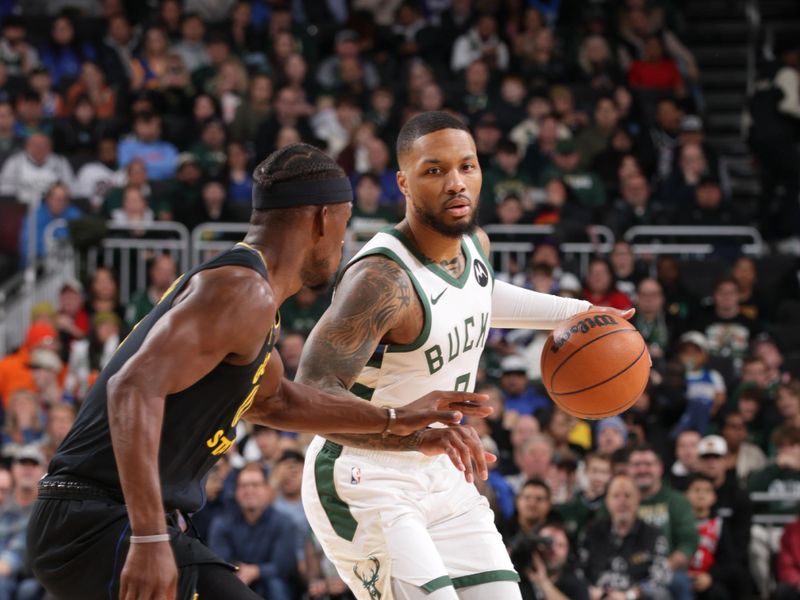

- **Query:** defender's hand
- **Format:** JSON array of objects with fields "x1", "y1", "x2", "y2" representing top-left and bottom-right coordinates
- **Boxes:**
[
  {"x1": 416, "y1": 426, "x2": 496, "y2": 483},
  {"x1": 120, "y1": 541, "x2": 177, "y2": 600},
  {"x1": 393, "y1": 391, "x2": 492, "y2": 436}
]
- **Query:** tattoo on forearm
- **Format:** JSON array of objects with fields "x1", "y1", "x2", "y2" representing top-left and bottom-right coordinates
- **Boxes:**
[
  {"x1": 297, "y1": 257, "x2": 418, "y2": 392},
  {"x1": 326, "y1": 430, "x2": 425, "y2": 451}
]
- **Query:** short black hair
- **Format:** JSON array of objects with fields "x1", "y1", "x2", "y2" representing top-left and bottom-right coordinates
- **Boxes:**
[
  {"x1": 686, "y1": 473, "x2": 715, "y2": 489},
  {"x1": 396, "y1": 111, "x2": 469, "y2": 159},
  {"x1": 521, "y1": 477, "x2": 551, "y2": 500}
]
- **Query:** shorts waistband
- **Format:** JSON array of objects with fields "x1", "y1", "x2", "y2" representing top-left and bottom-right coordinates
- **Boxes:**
[
  {"x1": 38, "y1": 476, "x2": 125, "y2": 504},
  {"x1": 318, "y1": 438, "x2": 436, "y2": 466}
]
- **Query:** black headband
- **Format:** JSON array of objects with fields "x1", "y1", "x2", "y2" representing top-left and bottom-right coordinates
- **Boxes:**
[{"x1": 252, "y1": 176, "x2": 353, "y2": 209}]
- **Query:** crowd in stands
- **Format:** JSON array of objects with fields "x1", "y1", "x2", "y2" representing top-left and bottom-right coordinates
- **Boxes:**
[{"x1": 0, "y1": 0, "x2": 800, "y2": 599}]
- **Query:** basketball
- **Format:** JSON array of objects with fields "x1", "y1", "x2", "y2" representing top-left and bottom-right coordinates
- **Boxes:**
[{"x1": 540, "y1": 310, "x2": 651, "y2": 420}]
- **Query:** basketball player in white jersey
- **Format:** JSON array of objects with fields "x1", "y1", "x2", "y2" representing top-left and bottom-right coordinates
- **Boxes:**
[{"x1": 298, "y1": 112, "x2": 633, "y2": 600}]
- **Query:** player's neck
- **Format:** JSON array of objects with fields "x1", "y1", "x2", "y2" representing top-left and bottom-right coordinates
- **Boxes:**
[
  {"x1": 397, "y1": 219, "x2": 463, "y2": 265},
  {"x1": 243, "y1": 231, "x2": 305, "y2": 305}
]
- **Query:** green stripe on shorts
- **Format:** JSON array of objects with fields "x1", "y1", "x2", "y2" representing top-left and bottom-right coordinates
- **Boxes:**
[
  {"x1": 451, "y1": 570, "x2": 520, "y2": 588},
  {"x1": 421, "y1": 575, "x2": 453, "y2": 593},
  {"x1": 314, "y1": 441, "x2": 358, "y2": 541}
]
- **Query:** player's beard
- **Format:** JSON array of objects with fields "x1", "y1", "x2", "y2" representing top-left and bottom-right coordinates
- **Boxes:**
[
  {"x1": 302, "y1": 254, "x2": 337, "y2": 294},
  {"x1": 413, "y1": 201, "x2": 478, "y2": 238}
]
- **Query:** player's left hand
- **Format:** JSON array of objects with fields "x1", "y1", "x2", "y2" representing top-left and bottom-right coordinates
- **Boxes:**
[
  {"x1": 236, "y1": 563, "x2": 260, "y2": 585},
  {"x1": 416, "y1": 425, "x2": 496, "y2": 483},
  {"x1": 588, "y1": 305, "x2": 635, "y2": 321}
]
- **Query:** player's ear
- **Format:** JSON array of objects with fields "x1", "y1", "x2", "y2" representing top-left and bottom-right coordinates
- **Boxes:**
[
  {"x1": 314, "y1": 205, "x2": 328, "y2": 239},
  {"x1": 397, "y1": 170, "x2": 409, "y2": 198}
]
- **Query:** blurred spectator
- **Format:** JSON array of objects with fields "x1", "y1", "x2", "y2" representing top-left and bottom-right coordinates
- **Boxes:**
[
  {"x1": 523, "y1": 29, "x2": 566, "y2": 89},
  {"x1": 732, "y1": 256, "x2": 768, "y2": 323},
  {"x1": 38, "y1": 15, "x2": 97, "y2": 89},
  {"x1": 579, "y1": 474, "x2": 671, "y2": 600},
  {"x1": 556, "y1": 452, "x2": 612, "y2": 542},
  {"x1": 777, "y1": 517, "x2": 800, "y2": 600},
  {"x1": 56, "y1": 277, "x2": 88, "y2": 356},
  {"x1": 125, "y1": 253, "x2": 177, "y2": 327},
  {"x1": 574, "y1": 34, "x2": 624, "y2": 97},
  {"x1": 225, "y1": 141, "x2": 253, "y2": 212},
  {"x1": 627, "y1": 35, "x2": 684, "y2": 98},
  {"x1": 28, "y1": 66, "x2": 57, "y2": 118},
  {"x1": 130, "y1": 24, "x2": 171, "y2": 91},
  {"x1": 670, "y1": 430, "x2": 701, "y2": 491},
  {"x1": 660, "y1": 142, "x2": 709, "y2": 209},
  {"x1": 510, "y1": 7, "x2": 546, "y2": 71},
  {"x1": 40, "y1": 402, "x2": 75, "y2": 462},
  {"x1": 518, "y1": 522, "x2": 590, "y2": 600},
  {"x1": 0, "y1": 100, "x2": 19, "y2": 165},
  {"x1": 672, "y1": 331, "x2": 726, "y2": 436},
  {"x1": 191, "y1": 458, "x2": 230, "y2": 541},
  {"x1": 640, "y1": 97, "x2": 683, "y2": 182},
  {"x1": 457, "y1": 60, "x2": 492, "y2": 120},
  {"x1": 0, "y1": 17, "x2": 40, "y2": 78},
  {"x1": 230, "y1": 73, "x2": 273, "y2": 143},
  {"x1": 14, "y1": 89, "x2": 51, "y2": 140},
  {"x1": 610, "y1": 240, "x2": 646, "y2": 301},
  {"x1": 778, "y1": 381, "x2": 800, "y2": 428},
  {"x1": 550, "y1": 85, "x2": 589, "y2": 134},
  {"x1": 65, "y1": 311, "x2": 121, "y2": 400},
  {"x1": 118, "y1": 112, "x2": 179, "y2": 181},
  {"x1": 501, "y1": 477, "x2": 554, "y2": 545},
  {"x1": 530, "y1": 178, "x2": 591, "y2": 241},
  {"x1": 677, "y1": 176, "x2": 739, "y2": 226},
  {"x1": 209, "y1": 462, "x2": 298, "y2": 600},
  {"x1": 696, "y1": 435, "x2": 753, "y2": 571},
  {"x1": 58, "y1": 61, "x2": 116, "y2": 119},
  {"x1": 316, "y1": 29, "x2": 379, "y2": 93},
  {"x1": 694, "y1": 276, "x2": 760, "y2": 369},
  {"x1": 629, "y1": 445, "x2": 699, "y2": 600},
  {"x1": 312, "y1": 96, "x2": 362, "y2": 160},
  {"x1": 350, "y1": 173, "x2": 396, "y2": 230},
  {"x1": 190, "y1": 118, "x2": 227, "y2": 178},
  {"x1": 604, "y1": 173, "x2": 662, "y2": 237},
  {"x1": 97, "y1": 13, "x2": 135, "y2": 88},
  {"x1": 575, "y1": 96, "x2": 621, "y2": 168},
  {"x1": 87, "y1": 266, "x2": 124, "y2": 322},
  {"x1": 279, "y1": 287, "x2": 329, "y2": 337},
  {"x1": 18, "y1": 181, "x2": 81, "y2": 265},
  {"x1": 684, "y1": 474, "x2": 741, "y2": 600},
  {"x1": 499, "y1": 355, "x2": 551, "y2": 417},
  {"x1": 0, "y1": 446, "x2": 46, "y2": 600},
  {"x1": 2, "y1": 389, "x2": 44, "y2": 448},
  {"x1": 480, "y1": 139, "x2": 535, "y2": 222},
  {"x1": 539, "y1": 139, "x2": 606, "y2": 213},
  {"x1": 193, "y1": 34, "x2": 233, "y2": 95},
  {"x1": 0, "y1": 133, "x2": 74, "y2": 204},
  {"x1": 473, "y1": 111, "x2": 503, "y2": 167},
  {"x1": 28, "y1": 347, "x2": 67, "y2": 407},
  {"x1": 633, "y1": 278, "x2": 675, "y2": 363},
  {"x1": 254, "y1": 86, "x2": 313, "y2": 159},
  {"x1": 510, "y1": 97, "x2": 570, "y2": 158},
  {"x1": 0, "y1": 322, "x2": 59, "y2": 407},
  {"x1": 583, "y1": 257, "x2": 633, "y2": 310},
  {"x1": 508, "y1": 435, "x2": 556, "y2": 494},
  {"x1": 721, "y1": 411, "x2": 767, "y2": 485},
  {"x1": 52, "y1": 95, "x2": 105, "y2": 166},
  {"x1": 74, "y1": 137, "x2": 120, "y2": 213},
  {"x1": 172, "y1": 13, "x2": 209, "y2": 73},
  {"x1": 749, "y1": 425, "x2": 800, "y2": 597},
  {"x1": 103, "y1": 158, "x2": 154, "y2": 217},
  {"x1": 451, "y1": 14, "x2": 509, "y2": 72},
  {"x1": 596, "y1": 416, "x2": 628, "y2": 456},
  {"x1": 271, "y1": 450, "x2": 308, "y2": 564},
  {"x1": 495, "y1": 74, "x2": 529, "y2": 134}
]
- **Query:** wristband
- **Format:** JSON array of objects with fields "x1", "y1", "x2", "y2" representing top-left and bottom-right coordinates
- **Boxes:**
[
  {"x1": 129, "y1": 533, "x2": 170, "y2": 544},
  {"x1": 381, "y1": 407, "x2": 397, "y2": 437}
]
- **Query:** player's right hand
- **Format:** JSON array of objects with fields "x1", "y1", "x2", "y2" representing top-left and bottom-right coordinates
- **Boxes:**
[
  {"x1": 119, "y1": 541, "x2": 177, "y2": 600},
  {"x1": 416, "y1": 425, "x2": 496, "y2": 483},
  {"x1": 395, "y1": 391, "x2": 493, "y2": 434}
]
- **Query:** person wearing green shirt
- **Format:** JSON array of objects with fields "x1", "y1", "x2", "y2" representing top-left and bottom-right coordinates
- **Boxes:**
[
  {"x1": 538, "y1": 139, "x2": 606, "y2": 213},
  {"x1": 479, "y1": 139, "x2": 536, "y2": 224},
  {"x1": 555, "y1": 453, "x2": 611, "y2": 544},
  {"x1": 630, "y1": 445, "x2": 698, "y2": 600},
  {"x1": 124, "y1": 254, "x2": 178, "y2": 328}
]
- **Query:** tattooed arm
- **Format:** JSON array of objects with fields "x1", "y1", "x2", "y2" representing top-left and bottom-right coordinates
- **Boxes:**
[{"x1": 296, "y1": 255, "x2": 493, "y2": 479}]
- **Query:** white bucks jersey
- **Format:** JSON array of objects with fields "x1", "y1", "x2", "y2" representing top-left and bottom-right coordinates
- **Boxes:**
[{"x1": 345, "y1": 229, "x2": 494, "y2": 409}]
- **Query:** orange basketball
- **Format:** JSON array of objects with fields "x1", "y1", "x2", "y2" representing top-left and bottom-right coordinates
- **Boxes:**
[{"x1": 540, "y1": 310, "x2": 650, "y2": 420}]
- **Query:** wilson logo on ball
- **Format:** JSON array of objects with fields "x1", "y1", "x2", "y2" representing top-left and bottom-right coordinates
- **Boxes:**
[{"x1": 550, "y1": 314, "x2": 618, "y2": 353}]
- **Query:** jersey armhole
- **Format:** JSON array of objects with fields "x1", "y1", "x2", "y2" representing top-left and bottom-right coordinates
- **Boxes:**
[{"x1": 340, "y1": 248, "x2": 432, "y2": 354}]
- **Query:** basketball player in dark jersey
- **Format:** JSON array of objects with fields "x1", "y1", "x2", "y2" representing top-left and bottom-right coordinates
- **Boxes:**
[{"x1": 27, "y1": 144, "x2": 493, "y2": 600}]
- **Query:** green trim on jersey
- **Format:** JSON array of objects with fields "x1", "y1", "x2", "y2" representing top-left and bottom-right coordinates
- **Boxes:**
[
  {"x1": 356, "y1": 247, "x2": 432, "y2": 354},
  {"x1": 421, "y1": 576, "x2": 453, "y2": 593},
  {"x1": 421, "y1": 569, "x2": 520, "y2": 592},
  {"x1": 314, "y1": 441, "x2": 358, "y2": 541},
  {"x1": 385, "y1": 229, "x2": 472, "y2": 289},
  {"x1": 452, "y1": 570, "x2": 520, "y2": 588},
  {"x1": 350, "y1": 382, "x2": 375, "y2": 401}
]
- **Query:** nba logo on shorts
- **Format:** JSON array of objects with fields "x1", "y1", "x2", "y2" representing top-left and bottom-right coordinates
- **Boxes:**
[{"x1": 351, "y1": 466, "x2": 362, "y2": 484}]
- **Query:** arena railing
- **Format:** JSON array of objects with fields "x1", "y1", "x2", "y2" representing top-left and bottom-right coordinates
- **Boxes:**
[
  {"x1": 750, "y1": 491, "x2": 800, "y2": 527},
  {"x1": 624, "y1": 225, "x2": 765, "y2": 257},
  {"x1": 482, "y1": 224, "x2": 616, "y2": 275}
]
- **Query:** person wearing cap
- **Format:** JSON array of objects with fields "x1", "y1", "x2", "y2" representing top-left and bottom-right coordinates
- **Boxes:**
[
  {"x1": 596, "y1": 416, "x2": 629, "y2": 456},
  {"x1": 672, "y1": 331, "x2": 726, "y2": 437},
  {"x1": 208, "y1": 462, "x2": 299, "y2": 600},
  {"x1": 28, "y1": 348, "x2": 67, "y2": 406},
  {"x1": 0, "y1": 322, "x2": 60, "y2": 409},
  {"x1": 538, "y1": 137, "x2": 606, "y2": 213},
  {"x1": 696, "y1": 435, "x2": 753, "y2": 574},
  {"x1": 28, "y1": 143, "x2": 490, "y2": 600},
  {"x1": 683, "y1": 474, "x2": 741, "y2": 600},
  {"x1": 500, "y1": 354, "x2": 551, "y2": 416}
]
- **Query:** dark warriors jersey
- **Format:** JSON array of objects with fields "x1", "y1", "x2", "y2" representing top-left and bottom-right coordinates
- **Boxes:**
[{"x1": 48, "y1": 243, "x2": 279, "y2": 512}]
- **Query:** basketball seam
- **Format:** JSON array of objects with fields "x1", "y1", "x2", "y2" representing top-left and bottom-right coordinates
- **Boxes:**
[
  {"x1": 567, "y1": 360, "x2": 650, "y2": 419},
  {"x1": 547, "y1": 328, "x2": 639, "y2": 392},
  {"x1": 551, "y1": 342, "x2": 647, "y2": 396}
]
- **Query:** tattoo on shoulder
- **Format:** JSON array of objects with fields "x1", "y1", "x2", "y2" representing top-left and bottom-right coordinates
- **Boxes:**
[{"x1": 297, "y1": 257, "x2": 416, "y2": 391}]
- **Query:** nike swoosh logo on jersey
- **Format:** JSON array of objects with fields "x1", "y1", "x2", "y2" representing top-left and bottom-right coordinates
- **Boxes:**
[{"x1": 431, "y1": 289, "x2": 447, "y2": 304}]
